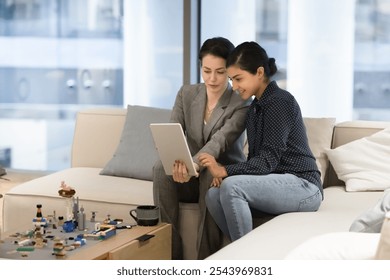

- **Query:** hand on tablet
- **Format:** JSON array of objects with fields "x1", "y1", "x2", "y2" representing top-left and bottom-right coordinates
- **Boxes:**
[{"x1": 172, "y1": 160, "x2": 198, "y2": 183}]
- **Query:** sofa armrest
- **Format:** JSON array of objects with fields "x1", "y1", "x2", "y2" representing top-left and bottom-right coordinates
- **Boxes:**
[{"x1": 326, "y1": 120, "x2": 390, "y2": 187}]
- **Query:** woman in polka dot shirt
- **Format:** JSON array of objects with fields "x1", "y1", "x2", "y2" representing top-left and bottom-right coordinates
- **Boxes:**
[{"x1": 198, "y1": 41, "x2": 323, "y2": 241}]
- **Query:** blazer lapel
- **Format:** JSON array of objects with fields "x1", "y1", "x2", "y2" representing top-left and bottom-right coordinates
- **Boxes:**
[
  {"x1": 203, "y1": 85, "x2": 232, "y2": 141},
  {"x1": 191, "y1": 86, "x2": 207, "y2": 146}
]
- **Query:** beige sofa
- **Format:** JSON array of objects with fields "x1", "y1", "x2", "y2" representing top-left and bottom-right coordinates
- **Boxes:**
[{"x1": 2, "y1": 107, "x2": 390, "y2": 260}]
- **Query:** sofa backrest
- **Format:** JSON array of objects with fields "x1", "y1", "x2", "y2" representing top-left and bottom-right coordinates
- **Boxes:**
[
  {"x1": 71, "y1": 108, "x2": 390, "y2": 189},
  {"x1": 71, "y1": 108, "x2": 127, "y2": 168},
  {"x1": 326, "y1": 120, "x2": 390, "y2": 188}
]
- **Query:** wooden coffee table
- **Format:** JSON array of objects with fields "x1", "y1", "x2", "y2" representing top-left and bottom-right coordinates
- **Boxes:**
[
  {"x1": 0, "y1": 223, "x2": 171, "y2": 260},
  {"x1": 72, "y1": 223, "x2": 171, "y2": 260}
]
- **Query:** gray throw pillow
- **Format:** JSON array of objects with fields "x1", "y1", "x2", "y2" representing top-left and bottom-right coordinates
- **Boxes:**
[
  {"x1": 100, "y1": 105, "x2": 171, "y2": 180},
  {"x1": 349, "y1": 189, "x2": 390, "y2": 233}
]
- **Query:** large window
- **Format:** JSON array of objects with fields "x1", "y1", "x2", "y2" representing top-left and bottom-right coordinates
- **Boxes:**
[
  {"x1": 0, "y1": 0, "x2": 124, "y2": 171},
  {"x1": 354, "y1": 0, "x2": 390, "y2": 120},
  {"x1": 1, "y1": 0, "x2": 390, "y2": 172},
  {"x1": 201, "y1": 0, "x2": 390, "y2": 120},
  {"x1": 0, "y1": 0, "x2": 184, "y2": 171},
  {"x1": 201, "y1": 0, "x2": 287, "y2": 97},
  {"x1": 122, "y1": 0, "x2": 183, "y2": 109}
]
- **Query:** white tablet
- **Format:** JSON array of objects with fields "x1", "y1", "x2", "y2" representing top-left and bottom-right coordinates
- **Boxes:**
[{"x1": 150, "y1": 123, "x2": 198, "y2": 176}]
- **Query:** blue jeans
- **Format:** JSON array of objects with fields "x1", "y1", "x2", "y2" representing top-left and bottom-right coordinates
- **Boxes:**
[{"x1": 205, "y1": 173, "x2": 322, "y2": 241}]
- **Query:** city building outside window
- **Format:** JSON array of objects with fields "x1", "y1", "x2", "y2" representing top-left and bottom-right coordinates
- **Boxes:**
[{"x1": 0, "y1": 0, "x2": 389, "y2": 172}]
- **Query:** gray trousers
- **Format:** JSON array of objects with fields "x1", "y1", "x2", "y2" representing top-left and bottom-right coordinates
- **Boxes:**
[{"x1": 153, "y1": 160, "x2": 222, "y2": 260}]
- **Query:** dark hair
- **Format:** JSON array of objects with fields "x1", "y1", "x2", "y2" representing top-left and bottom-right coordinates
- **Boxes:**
[
  {"x1": 198, "y1": 37, "x2": 235, "y2": 63},
  {"x1": 226, "y1": 41, "x2": 277, "y2": 79}
]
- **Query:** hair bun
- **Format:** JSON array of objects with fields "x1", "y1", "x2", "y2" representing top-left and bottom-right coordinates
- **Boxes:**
[{"x1": 268, "y1": 57, "x2": 277, "y2": 76}]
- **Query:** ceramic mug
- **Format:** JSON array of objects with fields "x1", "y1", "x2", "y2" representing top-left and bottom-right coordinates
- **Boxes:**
[{"x1": 130, "y1": 205, "x2": 159, "y2": 226}]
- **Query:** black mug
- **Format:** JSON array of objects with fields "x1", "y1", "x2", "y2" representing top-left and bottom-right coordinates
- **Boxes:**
[{"x1": 130, "y1": 205, "x2": 159, "y2": 226}]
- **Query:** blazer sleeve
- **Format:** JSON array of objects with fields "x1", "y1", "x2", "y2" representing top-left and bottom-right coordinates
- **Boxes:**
[
  {"x1": 193, "y1": 95, "x2": 249, "y2": 166},
  {"x1": 169, "y1": 86, "x2": 185, "y2": 126}
]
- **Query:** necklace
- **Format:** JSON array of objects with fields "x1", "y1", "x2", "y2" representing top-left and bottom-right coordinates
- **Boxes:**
[
  {"x1": 206, "y1": 105, "x2": 216, "y2": 115},
  {"x1": 204, "y1": 103, "x2": 216, "y2": 123}
]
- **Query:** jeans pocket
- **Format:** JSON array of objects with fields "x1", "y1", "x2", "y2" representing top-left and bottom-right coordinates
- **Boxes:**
[{"x1": 298, "y1": 190, "x2": 321, "y2": 212}]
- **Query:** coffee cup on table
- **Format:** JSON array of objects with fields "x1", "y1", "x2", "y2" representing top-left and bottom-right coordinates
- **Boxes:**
[{"x1": 130, "y1": 205, "x2": 159, "y2": 226}]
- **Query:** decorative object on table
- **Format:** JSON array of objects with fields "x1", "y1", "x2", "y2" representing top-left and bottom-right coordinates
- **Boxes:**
[
  {"x1": 83, "y1": 224, "x2": 116, "y2": 240},
  {"x1": 32, "y1": 204, "x2": 48, "y2": 228},
  {"x1": 46, "y1": 210, "x2": 58, "y2": 229},
  {"x1": 103, "y1": 214, "x2": 112, "y2": 224},
  {"x1": 53, "y1": 237, "x2": 66, "y2": 257},
  {"x1": 90, "y1": 211, "x2": 97, "y2": 222},
  {"x1": 58, "y1": 216, "x2": 64, "y2": 226},
  {"x1": 34, "y1": 231, "x2": 45, "y2": 249},
  {"x1": 58, "y1": 181, "x2": 76, "y2": 198},
  {"x1": 58, "y1": 181, "x2": 77, "y2": 226},
  {"x1": 62, "y1": 220, "x2": 75, "y2": 233}
]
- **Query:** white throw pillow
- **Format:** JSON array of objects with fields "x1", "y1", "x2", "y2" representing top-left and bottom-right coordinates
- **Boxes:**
[{"x1": 325, "y1": 128, "x2": 390, "y2": 192}]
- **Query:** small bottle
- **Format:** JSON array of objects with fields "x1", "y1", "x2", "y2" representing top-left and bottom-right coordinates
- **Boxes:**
[{"x1": 78, "y1": 206, "x2": 86, "y2": 231}]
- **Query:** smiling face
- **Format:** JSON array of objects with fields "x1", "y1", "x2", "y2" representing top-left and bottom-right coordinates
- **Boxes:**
[
  {"x1": 201, "y1": 54, "x2": 229, "y2": 95},
  {"x1": 227, "y1": 65, "x2": 266, "y2": 100}
]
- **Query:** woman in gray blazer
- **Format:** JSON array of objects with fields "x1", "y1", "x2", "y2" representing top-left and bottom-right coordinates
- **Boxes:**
[{"x1": 153, "y1": 37, "x2": 250, "y2": 260}]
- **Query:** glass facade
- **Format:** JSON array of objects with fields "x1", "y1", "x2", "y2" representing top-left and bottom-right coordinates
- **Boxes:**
[
  {"x1": 0, "y1": 0, "x2": 389, "y2": 171},
  {"x1": 0, "y1": 0, "x2": 124, "y2": 171},
  {"x1": 354, "y1": 0, "x2": 390, "y2": 119},
  {"x1": 201, "y1": 0, "x2": 288, "y2": 87},
  {"x1": 202, "y1": 0, "x2": 390, "y2": 120}
]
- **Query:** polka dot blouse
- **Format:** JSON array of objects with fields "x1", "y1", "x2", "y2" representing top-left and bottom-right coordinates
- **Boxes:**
[{"x1": 225, "y1": 81, "x2": 322, "y2": 194}]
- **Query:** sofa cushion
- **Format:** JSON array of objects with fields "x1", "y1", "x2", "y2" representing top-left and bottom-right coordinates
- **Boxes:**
[
  {"x1": 326, "y1": 128, "x2": 390, "y2": 192},
  {"x1": 303, "y1": 118, "x2": 336, "y2": 185},
  {"x1": 5, "y1": 167, "x2": 154, "y2": 205},
  {"x1": 284, "y1": 232, "x2": 380, "y2": 260},
  {"x1": 206, "y1": 186, "x2": 384, "y2": 260},
  {"x1": 3, "y1": 167, "x2": 154, "y2": 232},
  {"x1": 100, "y1": 105, "x2": 171, "y2": 180}
]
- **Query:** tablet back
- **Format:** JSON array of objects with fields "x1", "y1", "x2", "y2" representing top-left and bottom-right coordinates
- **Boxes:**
[{"x1": 150, "y1": 123, "x2": 197, "y2": 176}]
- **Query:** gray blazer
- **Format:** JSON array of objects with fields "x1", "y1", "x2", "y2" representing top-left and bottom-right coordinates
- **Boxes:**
[{"x1": 170, "y1": 83, "x2": 250, "y2": 168}]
